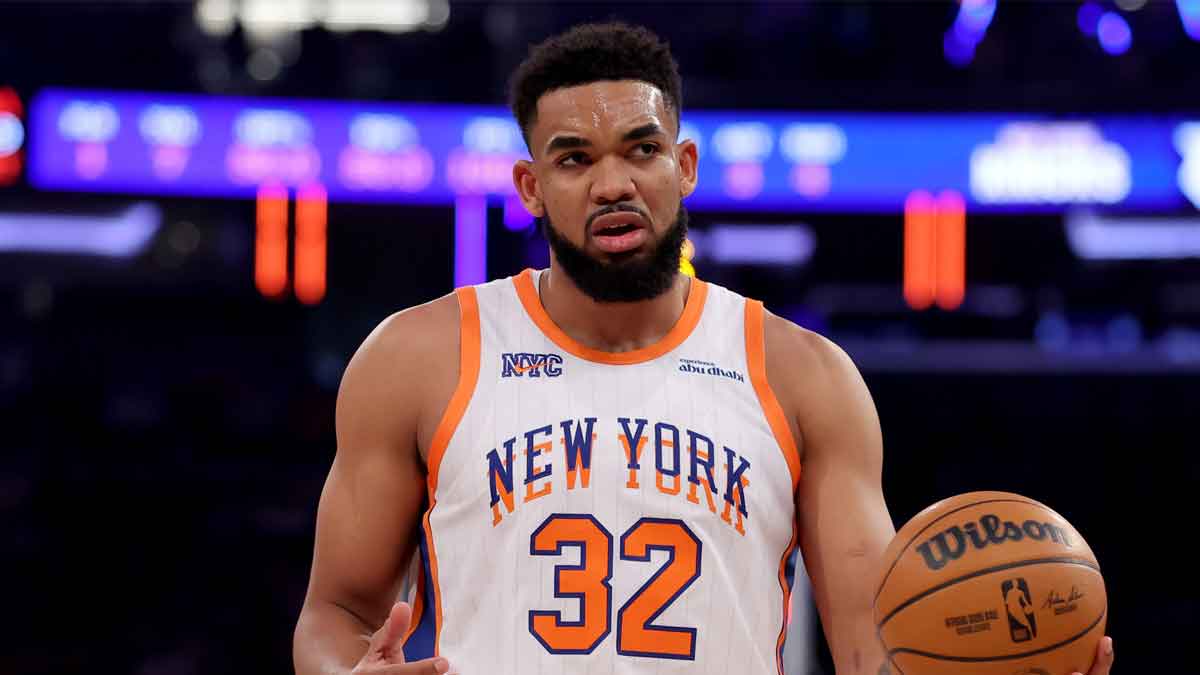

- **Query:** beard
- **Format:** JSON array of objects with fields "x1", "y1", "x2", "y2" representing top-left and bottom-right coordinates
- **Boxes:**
[{"x1": 541, "y1": 203, "x2": 689, "y2": 303}]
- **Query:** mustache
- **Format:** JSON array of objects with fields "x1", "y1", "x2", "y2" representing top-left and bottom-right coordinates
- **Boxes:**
[{"x1": 585, "y1": 203, "x2": 650, "y2": 232}]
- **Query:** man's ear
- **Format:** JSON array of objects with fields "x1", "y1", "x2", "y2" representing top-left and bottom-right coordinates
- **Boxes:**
[
  {"x1": 513, "y1": 159, "x2": 544, "y2": 217},
  {"x1": 676, "y1": 138, "x2": 698, "y2": 198}
]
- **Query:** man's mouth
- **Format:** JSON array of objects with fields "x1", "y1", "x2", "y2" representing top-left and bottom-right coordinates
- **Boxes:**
[
  {"x1": 589, "y1": 211, "x2": 649, "y2": 236},
  {"x1": 588, "y1": 212, "x2": 650, "y2": 254},
  {"x1": 594, "y1": 222, "x2": 641, "y2": 237}
]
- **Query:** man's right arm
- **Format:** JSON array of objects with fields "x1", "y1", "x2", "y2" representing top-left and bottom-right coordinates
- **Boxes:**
[{"x1": 293, "y1": 295, "x2": 460, "y2": 675}]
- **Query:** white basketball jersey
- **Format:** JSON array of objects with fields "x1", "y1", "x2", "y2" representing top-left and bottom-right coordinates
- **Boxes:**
[{"x1": 401, "y1": 268, "x2": 802, "y2": 674}]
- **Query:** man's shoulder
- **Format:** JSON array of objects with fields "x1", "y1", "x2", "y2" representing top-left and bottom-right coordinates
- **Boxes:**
[
  {"x1": 335, "y1": 291, "x2": 464, "y2": 448},
  {"x1": 759, "y1": 308, "x2": 871, "y2": 449},
  {"x1": 761, "y1": 308, "x2": 855, "y2": 381},
  {"x1": 370, "y1": 291, "x2": 462, "y2": 357},
  {"x1": 341, "y1": 292, "x2": 462, "y2": 391}
]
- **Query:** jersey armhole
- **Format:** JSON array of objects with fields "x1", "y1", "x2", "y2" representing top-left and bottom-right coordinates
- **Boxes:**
[
  {"x1": 425, "y1": 286, "x2": 481, "y2": 496},
  {"x1": 744, "y1": 298, "x2": 802, "y2": 493}
]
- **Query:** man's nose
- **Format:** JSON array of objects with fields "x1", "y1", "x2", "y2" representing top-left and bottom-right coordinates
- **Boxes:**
[{"x1": 589, "y1": 155, "x2": 636, "y2": 205}]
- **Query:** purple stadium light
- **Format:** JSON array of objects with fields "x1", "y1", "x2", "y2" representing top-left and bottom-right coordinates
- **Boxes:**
[
  {"x1": 503, "y1": 194, "x2": 534, "y2": 231},
  {"x1": 0, "y1": 202, "x2": 161, "y2": 256},
  {"x1": 1077, "y1": 2, "x2": 1104, "y2": 36},
  {"x1": 1097, "y1": 12, "x2": 1133, "y2": 55},
  {"x1": 957, "y1": 0, "x2": 996, "y2": 33},
  {"x1": 1179, "y1": 0, "x2": 1200, "y2": 40},
  {"x1": 454, "y1": 195, "x2": 487, "y2": 287},
  {"x1": 942, "y1": 0, "x2": 996, "y2": 67},
  {"x1": 699, "y1": 225, "x2": 816, "y2": 266},
  {"x1": 943, "y1": 31, "x2": 977, "y2": 68},
  {"x1": 1065, "y1": 211, "x2": 1200, "y2": 260}
]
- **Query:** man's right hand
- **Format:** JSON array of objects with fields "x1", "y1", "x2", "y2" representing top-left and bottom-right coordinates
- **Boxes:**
[{"x1": 352, "y1": 602, "x2": 455, "y2": 675}]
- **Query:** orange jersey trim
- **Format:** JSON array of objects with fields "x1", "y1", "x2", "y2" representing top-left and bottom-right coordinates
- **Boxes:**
[
  {"x1": 399, "y1": 558, "x2": 426, "y2": 647},
  {"x1": 426, "y1": 286, "x2": 481, "y2": 494},
  {"x1": 420, "y1": 285, "x2": 481, "y2": 655},
  {"x1": 746, "y1": 297, "x2": 802, "y2": 673},
  {"x1": 775, "y1": 521, "x2": 801, "y2": 675},
  {"x1": 744, "y1": 299, "x2": 802, "y2": 492},
  {"x1": 420, "y1": 511, "x2": 443, "y2": 656},
  {"x1": 513, "y1": 268, "x2": 709, "y2": 366}
]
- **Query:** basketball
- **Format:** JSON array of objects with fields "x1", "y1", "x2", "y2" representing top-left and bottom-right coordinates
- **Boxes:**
[{"x1": 874, "y1": 491, "x2": 1107, "y2": 675}]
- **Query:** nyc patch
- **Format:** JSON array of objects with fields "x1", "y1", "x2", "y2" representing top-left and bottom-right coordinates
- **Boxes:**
[{"x1": 501, "y1": 352, "x2": 564, "y2": 378}]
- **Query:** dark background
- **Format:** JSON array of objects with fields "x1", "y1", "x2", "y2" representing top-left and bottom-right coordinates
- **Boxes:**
[{"x1": 2, "y1": 1, "x2": 1197, "y2": 673}]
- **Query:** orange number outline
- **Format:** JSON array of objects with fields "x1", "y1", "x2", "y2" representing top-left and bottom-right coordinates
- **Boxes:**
[
  {"x1": 527, "y1": 515, "x2": 703, "y2": 660},
  {"x1": 527, "y1": 514, "x2": 613, "y2": 654},
  {"x1": 616, "y1": 518, "x2": 703, "y2": 660}
]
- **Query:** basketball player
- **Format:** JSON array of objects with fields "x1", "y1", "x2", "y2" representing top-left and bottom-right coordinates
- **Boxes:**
[{"x1": 293, "y1": 22, "x2": 1115, "y2": 675}]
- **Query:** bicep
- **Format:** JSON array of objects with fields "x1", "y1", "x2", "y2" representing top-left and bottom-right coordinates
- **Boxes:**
[
  {"x1": 307, "y1": 437, "x2": 426, "y2": 625},
  {"x1": 303, "y1": 321, "x2": 431, "y2": 627}
]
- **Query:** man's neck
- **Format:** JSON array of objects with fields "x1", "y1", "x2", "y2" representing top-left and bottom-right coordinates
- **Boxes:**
[{"x1": 537, "y1": 263, "x2": 690, "y2": 354}]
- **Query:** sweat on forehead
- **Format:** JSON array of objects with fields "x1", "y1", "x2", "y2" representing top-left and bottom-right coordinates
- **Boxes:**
[{"x1": 532, "y1": 81, "x2": 672, "y2": 150}]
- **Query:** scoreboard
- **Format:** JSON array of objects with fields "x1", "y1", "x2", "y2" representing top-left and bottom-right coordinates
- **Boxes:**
[{"x1": 26, "y1": 87, "x2": 1200, "y2": 214}]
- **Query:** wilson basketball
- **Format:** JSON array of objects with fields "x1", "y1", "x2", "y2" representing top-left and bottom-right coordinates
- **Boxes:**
[{"x1": 873, "y1": 491, "x2": 1106, "y2": 675}]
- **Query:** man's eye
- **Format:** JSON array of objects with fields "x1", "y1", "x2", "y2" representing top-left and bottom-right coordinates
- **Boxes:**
[
  {"x1": 559, "y1": 152, "x2": 589, "y2": 167},
  {"x1": 634, "y1": 143, "x2": 659, "y2": 156}
]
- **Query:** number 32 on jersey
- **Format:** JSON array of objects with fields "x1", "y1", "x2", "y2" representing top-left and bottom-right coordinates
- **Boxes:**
[{"x1": 528, "y1": 513, "x2": 703, "y2": 660}]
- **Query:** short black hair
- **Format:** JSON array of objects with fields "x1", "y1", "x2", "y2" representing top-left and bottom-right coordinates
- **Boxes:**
[{"x1": 508, "y1": 22, "x2": 683, "y2": 148}]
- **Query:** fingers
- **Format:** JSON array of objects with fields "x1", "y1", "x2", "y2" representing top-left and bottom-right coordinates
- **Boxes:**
[
  {"x1": 370, "y1": 656, "x2": 454, "y2": 674},
  {"x1": 1072, "y1": 635, "x2": 1114, "y2": 675},
  {"x1": 1091, "y1": 636, "x2": 1114, "y2": 675},
  {"x1": 357, "y1": 604, "x2": 458, "y2": 674},
  {"x1": 368, "y1": 601, "x2": 413, "y2": 660}
]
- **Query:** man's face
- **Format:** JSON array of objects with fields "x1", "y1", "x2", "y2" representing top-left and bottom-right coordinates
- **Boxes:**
[{"x1": 513, "y1": 80, "x2": 698, "y2": 301}]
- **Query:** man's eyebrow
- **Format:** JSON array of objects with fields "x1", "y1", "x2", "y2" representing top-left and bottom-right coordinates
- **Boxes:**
[
  {"x1": 543, "y1": 123, "x2": 667, "y2": 156},
  {"x1": 544, "y1": 135, "x2": 591, "y2": 155},
  {"x1": 622, "y1": 123, "x2": 666, "y2": 142}
]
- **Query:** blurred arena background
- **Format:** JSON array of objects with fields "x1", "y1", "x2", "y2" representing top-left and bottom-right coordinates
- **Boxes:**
[{"x1": 2, "y1": 1, "x2": 1197, "y2": 673}]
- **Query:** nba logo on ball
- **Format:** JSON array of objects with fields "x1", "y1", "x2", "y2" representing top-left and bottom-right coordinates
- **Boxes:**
[{"x1": 1001, "y1": 578, "x2": 1037, "y2": 642}]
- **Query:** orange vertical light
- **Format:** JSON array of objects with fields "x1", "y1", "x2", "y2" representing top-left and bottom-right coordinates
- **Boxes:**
[
  {"x1": 294, "y1": 182, "x2": 328, "y2": 305},
  {"x1": 904, "y1": 190, "x2": 937, "y2": 310},
  {"x1": 935, "y1": 190, "x2": 966, "y2": 311},
  {"x1": 255, "y1": 182, "x2": 289, "y2": 299}
]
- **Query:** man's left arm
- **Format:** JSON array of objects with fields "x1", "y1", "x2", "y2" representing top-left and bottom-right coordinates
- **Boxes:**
[
  {"x1": 765, "y1": 316, "x2": 894, "y2": 674},
  {"x1": 764, "y1": 314, "x2": 1114, "y2": 675}
]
